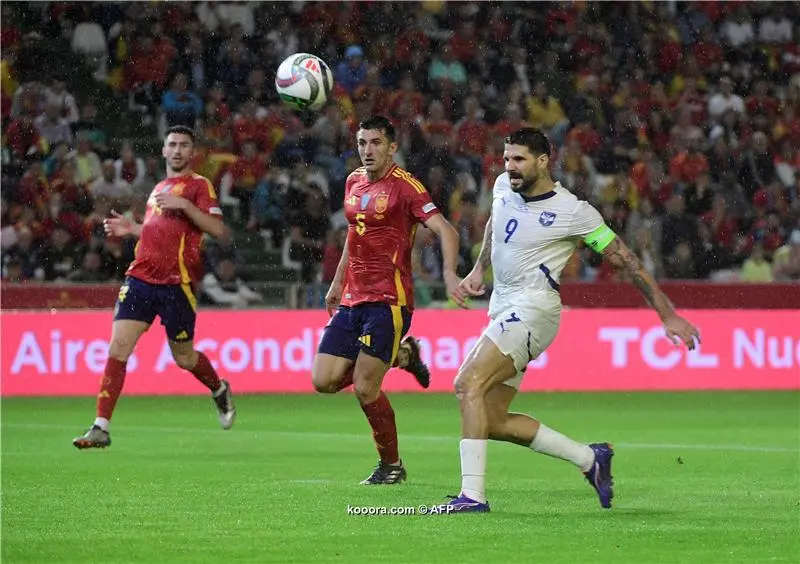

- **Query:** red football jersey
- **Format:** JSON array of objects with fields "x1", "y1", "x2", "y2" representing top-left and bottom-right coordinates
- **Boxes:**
[
  {"x1": 341, "y1": 164, "x2": 440, "y2": 310},
  {"x1": 126, "y1": 172, "x2": 222, "y2": 285}
]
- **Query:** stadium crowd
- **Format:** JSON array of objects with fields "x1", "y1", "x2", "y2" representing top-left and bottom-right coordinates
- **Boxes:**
[{"x1": 2, "y1": 1, "x2": 799, "y2": 303}]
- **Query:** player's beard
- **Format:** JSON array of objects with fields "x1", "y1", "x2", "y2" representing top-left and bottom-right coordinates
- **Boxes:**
[
  {"x1": 509, "y1": 170, "x2": 536, "y2": 194},
  {"x1": 169, "y1": 158, "x2": 188, "y2": 174}
]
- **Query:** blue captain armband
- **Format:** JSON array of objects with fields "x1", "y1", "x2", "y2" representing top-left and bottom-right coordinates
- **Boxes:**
[{"x1": 583, "y1": 224, "x2": 617, "y2": 253}]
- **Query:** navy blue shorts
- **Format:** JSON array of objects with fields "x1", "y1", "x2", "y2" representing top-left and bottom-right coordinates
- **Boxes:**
[
  {"x1": 114, "y1": 276, "x2": 197, "y2": 342},
  {"x1": 317, "y1": 303, "x2": 412, "y2": 364}
]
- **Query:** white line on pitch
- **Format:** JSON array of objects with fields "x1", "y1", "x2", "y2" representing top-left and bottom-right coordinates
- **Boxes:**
[{"x1": 3, "y1": 423, "x2": 798, "y2": 453}]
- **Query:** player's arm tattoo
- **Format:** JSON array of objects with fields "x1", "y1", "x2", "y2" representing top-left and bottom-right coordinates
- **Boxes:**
[
  {"x1": 476, "y1": 214, "x2": 492, "y2": 270},
  {"x1": 601, "y1": 238, "x2": 675, "y2": 320}
]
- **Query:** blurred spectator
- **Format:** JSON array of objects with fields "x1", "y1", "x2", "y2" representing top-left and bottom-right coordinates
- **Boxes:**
[
  {"x1": 665, "y1": 240, "x2": 697, "y2": 279},
  {"x1": 739, "y1": 242, "x2": 773, "y2": 282},
  {"x1": 177, "y1": 35, "x2": 208, "y2": 93},
  {"x1": 288, "y1": 183, "x2": 330, "y2": 306},
  {"x1": 34, "y1": 103, "x2": 73, "y2": 147},
  {"x1": 684, "y1": 170, "x2": 715, "y2": 216},
  {"x1": 90, "y1": 159, "x2": 132, "y2": 205},
  {"x1": 2, "y1": 225, "x2": 37, "y2": 279},
  {"x1": 34, "y1": 224, "x2": 82, "y2": 281},
  {"x1": 70, "y1": 17, "x2": 107, "y2": 80},
  {"x1": 661, "y1": 194, "x2": 698, "y2": 257},
  {"x1": 71, "y1": 102, "x2": 107, "y2": 154},
  {"x1": 335, "y1": 45, "x2": 368, "y2": 96},
  {"x1": 708, "y1": 76, "x2": 745, "y2": 124},
  {"x1": 230, "y1": 139, "x2": 266, "y2": 227},
  {"x1": 739, "y1": 131, "x2": 776, "y2": 201},
  {"x1": 2, "y1": 256, "x2": 25, "y2": 283},
  {"x1": 71, "y1": 136, "x2": 101, "y2": 186},
  {"x1": 428, "y1": 44, "x2": 467, "y2": 91},
  {"x1": 5, "y1": 114, "x2": 48, "y2": 160},
  {"x1": 526, "y1": 81, "x2": 570, "y2": 147},
  {"x1": 162, "y1": 72, "x2": 203, "y2": 128},
  {"x1": 201, "y1": 258, "x2": 263, "y2": 308},
  {"x1": 772, "y1": 228, "x2": 800, "y2": 281},
  {"x1": 114, "y1": 141, "x2": 146, "y2": 190},
  {"x1": 45, "y1": 76, "x2": 79, "y2": 124},
  {"x1": 66, "y1": 250, "x2": 107, "y2": 282}
]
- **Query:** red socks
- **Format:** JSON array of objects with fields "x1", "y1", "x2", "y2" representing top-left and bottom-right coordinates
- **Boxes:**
[
  {"x1": 189, "y1": 352, "x2": 222, "y2": 392},
  {"x1": 96, "y1": 352, "x2": 220, "y2": 422},
  {"x1": 97, "y1": 357, "x2": 127, "y2": 419},
  {"x1": 360, "y1": 392, "x2": 399, "y2": 464}
]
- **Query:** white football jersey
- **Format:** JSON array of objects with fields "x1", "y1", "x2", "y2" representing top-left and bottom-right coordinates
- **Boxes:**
[{"x1": 488, "y1": 173, "x2": 605, "y2": 319}]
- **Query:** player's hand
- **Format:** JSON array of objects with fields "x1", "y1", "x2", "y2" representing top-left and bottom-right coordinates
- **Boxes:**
[
  {"x1": 460, "y1": 268, "x2": 487, "y2": 297},
  {"x1": 325, "y1": 281, "x2": 343, "y2": 317},
  {"x1": 443, "y1": 271, "x2": 468, "y2": 309},
  {"x1": 663, "y1": 314, "x2": 700, "y2": 350},
  {"x1": 103, "y1": 210, "x2": 133, "y2": 237},
  {"x1": 449, "y1": 268, "x2": 486, "y2": 308},
  {"x1": 154, "y1": 192, "x2": 188, "y2": 211}
]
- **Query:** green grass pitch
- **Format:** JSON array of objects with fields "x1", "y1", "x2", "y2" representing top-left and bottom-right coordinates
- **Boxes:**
[{"x1": 2, "y1": 392, "x2": 798, "y2": 563}]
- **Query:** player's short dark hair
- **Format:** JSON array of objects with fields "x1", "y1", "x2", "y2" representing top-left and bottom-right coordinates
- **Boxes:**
[
  {"x1": 505, "y1": 128, "x2": 551, "y2": 157},
  {"x1": 358, "y1": 115, "x2": 396, "y2": 142},
  {"x1": 165, "y1": 125, "x2": 196, "y2": 144}
]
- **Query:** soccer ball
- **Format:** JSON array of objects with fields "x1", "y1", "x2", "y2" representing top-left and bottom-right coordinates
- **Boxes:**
[{"x1": 275, "y1": 53, "x2": 334, "y2": 111}]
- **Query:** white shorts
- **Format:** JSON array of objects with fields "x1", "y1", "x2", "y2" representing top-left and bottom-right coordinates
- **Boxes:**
[{"x1": 483, "y1": 307, "x2": 560, "y2": 390}]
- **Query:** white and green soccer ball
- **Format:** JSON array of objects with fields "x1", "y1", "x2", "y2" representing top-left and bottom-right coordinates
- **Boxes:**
[{"x1": 275, "y1": 53, "x2": 334, "y2": 111}]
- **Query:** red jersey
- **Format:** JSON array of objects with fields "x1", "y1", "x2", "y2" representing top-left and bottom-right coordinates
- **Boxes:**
[
  {"x1": 341, "y1": 164, "x2": 440, "y2": 310},
  {"x1": 126, "y1": 172, "x2": 222, "y2": 285}
]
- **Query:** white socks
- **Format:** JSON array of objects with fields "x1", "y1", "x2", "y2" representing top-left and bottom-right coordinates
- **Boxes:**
[
  {"x1": 530, "y1": 424, "x2": 595, "y2": 472},
  {"x1": 460, "y1": 439, "x2": 488, "y2": 503},
  {"x1": 94, "y1": 417, "x2": 109, "y2": 432}
]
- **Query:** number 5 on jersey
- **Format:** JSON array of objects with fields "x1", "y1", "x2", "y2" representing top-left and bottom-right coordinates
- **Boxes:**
[{"x1": 356, "y1": 212, "x2": 367, "y2": 235}]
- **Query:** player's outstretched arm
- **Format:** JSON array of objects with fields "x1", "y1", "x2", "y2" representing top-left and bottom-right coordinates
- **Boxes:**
[
  {"x1": 104, "y1": 210, "x2": 142, "y2": 238},
  {"x1": 601, "y1": 237, "x2": 701, "y2": 350},
  {"x1": 424, "y1": 214, "x2": 465, "y2": 307}
]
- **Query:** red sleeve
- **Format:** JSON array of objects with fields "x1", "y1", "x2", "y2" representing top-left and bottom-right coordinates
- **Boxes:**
[
  {"x1": 343, "y1": 173, "x2": 356, "y2": 205},
  {"x1": 399, "y1": 174, "x2": 440, "y2": 224},
  {"x1": 191, "y1": 176, "x2": 223, "y2": 217}
]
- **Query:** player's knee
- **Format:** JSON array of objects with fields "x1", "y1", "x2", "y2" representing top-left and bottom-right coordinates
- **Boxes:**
[
  {"x1": 353, "y1": 377, "x2": 380, "y2": 404},
  {"x1": 311, "y1": 371, "x2": 338, "y2": 394},
  {"x1": 108, "y1": 339, "x2": 134, "y2": 362},
  {"x1": 454, "y1": 366, "x2": 483, "y2": 400}
]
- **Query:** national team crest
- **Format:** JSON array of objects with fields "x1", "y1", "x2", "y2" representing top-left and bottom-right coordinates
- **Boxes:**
[
  {"x1": 375, "y1": 194, "x2": 389, "y2": 214},
  {"x1": 360, "y1": 194, "x2": 371, "y2": 210},
  {"x1": 539, "y1": 211, "x2": 557, "y2": 227}
]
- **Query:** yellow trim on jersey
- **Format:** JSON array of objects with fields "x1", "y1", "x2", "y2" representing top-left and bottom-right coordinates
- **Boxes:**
[
  {"x1": 191, "y1": 173, "x2": 217, "y2": 199},
  {"x1": 391, "y1": 168, "x2": 426, "y2": 194},
  {"x1": 393, "y1": 249, "x2": 407, "y2": 307},
  {"x1": 389, "y1": 305, "x2": 404, "y2": 365},
  {"x1": 177, "y1": 233, "x2": 191, "y2": 284},
  {"x1": 181, "y1": 283, "x2": 197, "y2": 311}
]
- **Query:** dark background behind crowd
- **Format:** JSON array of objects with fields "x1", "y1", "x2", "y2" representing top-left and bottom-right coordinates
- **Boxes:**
[{"x1": 2, "y1": 1, "x2": 799, "y2": 307}]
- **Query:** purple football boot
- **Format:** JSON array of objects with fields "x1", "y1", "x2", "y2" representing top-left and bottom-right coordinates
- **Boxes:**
[{"x1": 584, "y1": 442, "x2": 614, "y2": 508}]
